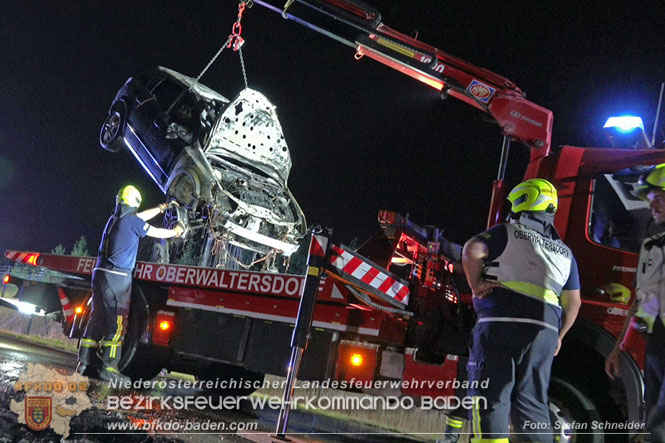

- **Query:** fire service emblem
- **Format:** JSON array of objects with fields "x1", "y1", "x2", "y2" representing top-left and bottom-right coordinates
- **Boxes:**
[{"x1": 25, "y1": 396, "x2": 52, "y2": 431}]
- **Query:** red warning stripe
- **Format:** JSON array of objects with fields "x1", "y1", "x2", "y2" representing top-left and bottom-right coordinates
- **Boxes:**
[
  {"x1": 327, "y1": 244, "x2": 410, "y2": 306},
  {"x1": 395, "y1": 286, "x2": 410, "y2": 302},
  {"x1": 310, "y1": 235, "x2": 328, "y2": 258},
  {"x1": 377, "y1": 276, "x2": 396, "y2": 293},
  {"x1": 360, "y1": 266, "x2": 380, "y2": 284},
  {"x1": 4, "y1": 251, "x2": 41, "y2": 266},
  {"x1": 342, "y1": 256, "x2": 363, "y2": 275}
]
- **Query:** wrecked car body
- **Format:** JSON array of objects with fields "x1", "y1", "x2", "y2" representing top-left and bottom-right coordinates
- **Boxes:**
[{"x1": 100, "y1": 67, "x2": 306, "y2": 271}]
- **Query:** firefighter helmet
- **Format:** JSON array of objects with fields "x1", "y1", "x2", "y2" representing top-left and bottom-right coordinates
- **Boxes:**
[
  {"x1": 634, "y1": 164, "x2": 665, "y2": 200},
  {"x1": 116, "y1": 185, "x2": 142, "y2": 208},
  {"x1": 601, "y1": 282, "x2": 631, "y2": 305},
  {"x1": 507, "y1": 178, "x2": 558, "y2": 214}
]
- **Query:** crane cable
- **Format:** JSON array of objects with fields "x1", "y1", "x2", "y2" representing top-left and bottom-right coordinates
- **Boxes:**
[{"x1": 191, "y1": 1, "x2": 252, "y2": 92}]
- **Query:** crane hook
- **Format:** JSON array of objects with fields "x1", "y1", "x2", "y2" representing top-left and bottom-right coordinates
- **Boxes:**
[{"x1": 282, "y1": 0, "x2": 295, "y2": 19}]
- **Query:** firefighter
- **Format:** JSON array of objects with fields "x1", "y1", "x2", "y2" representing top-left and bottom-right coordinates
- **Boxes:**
[
  {"x1": 76, "y1": 185, "x2": 184, "y2": 382},
  {"x1": 461, "y1": 178, "x2": 581, "y2": 443},
  {"x1": 605, "y1": 164, "x2": 665, "y2": 441}
]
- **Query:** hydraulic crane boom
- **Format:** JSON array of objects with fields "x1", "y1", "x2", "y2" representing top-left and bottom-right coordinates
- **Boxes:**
[{"x1": 254, "y1": 0, "x2": 553, "y2": 160}]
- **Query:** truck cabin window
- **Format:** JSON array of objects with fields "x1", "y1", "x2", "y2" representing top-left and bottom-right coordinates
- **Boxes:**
[{"x1": 589, "y1": 171, "x2": 651, "y2": 253}]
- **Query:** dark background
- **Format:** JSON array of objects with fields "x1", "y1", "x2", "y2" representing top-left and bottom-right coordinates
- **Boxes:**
[{"x1": 1, "y1": 0, "x2": 664, "y2": 257}]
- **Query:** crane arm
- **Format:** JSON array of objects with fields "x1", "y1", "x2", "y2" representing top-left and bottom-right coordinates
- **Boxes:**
[{"x1": 254, "y1": 0, "x2": 553, "y2": 160}]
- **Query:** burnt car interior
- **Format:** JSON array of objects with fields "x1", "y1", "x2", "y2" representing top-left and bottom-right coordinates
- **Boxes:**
[{"x1": 101, "y1": 67, "x2": 307, "y2": 272}]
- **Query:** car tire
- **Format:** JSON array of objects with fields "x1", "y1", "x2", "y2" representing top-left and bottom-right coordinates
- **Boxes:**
[
  {"x1": 548, "y1": 377, "x2": 604, "y2": 443},
  {"x1": 118, "y1": 286, "x2": 168, "y2": 381},
  {"x1": 100, "y1": 102, "x2": 126, "y2": 153}
]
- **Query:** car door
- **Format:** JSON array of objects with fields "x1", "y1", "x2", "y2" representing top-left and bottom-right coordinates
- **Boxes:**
[{"x1": 123, "y1": 73, "x2": 180, "y2": 190}]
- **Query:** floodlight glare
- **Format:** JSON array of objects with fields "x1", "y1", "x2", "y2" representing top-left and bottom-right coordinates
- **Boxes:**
[{"x1": 604, "y1": 116, "x2": 645, "y2": 133}]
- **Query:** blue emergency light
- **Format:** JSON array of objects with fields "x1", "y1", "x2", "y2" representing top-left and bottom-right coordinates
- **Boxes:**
[
  {"x1": 603, "y1": 115, "x2": 651, "y2": 149},
  {"x1": 603, "y1": 116, "x2": 645, "y2": 133}
]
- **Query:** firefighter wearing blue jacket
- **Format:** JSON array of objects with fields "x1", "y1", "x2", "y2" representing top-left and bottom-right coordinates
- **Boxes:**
[
  {"x1": 462, "y1": 178, "x2": 581, "y2": 442},
  {"x1": 76, "y1": 185, "x2": 184, "y2": 382}
]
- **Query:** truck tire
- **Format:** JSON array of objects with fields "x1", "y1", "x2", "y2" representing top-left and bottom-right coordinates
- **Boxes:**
[
  {"x1": 118, "y1": 287, "x2": 167, "y2": 381},
  {"x1": 549, "y1": 377, "x2": 603, "y2": 443},
  {"x1": 199, "y1": 363, "x2": 265, "y2": 398}
]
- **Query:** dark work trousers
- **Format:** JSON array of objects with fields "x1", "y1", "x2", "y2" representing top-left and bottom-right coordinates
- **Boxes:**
[
  {"x1": 82, "y1": 267, "x2": 132, "y2": 353},
  {"x1": 468, "y1": 321, "x2": 558, "y2": 442},
  {"x1": 645, "y1": 319, "x2": 665, "y2": 440},
  {"x1": 439, "y1": 358, "x2": 469, "y2": 442},
  {"x1": 449, "y1": 355, "x2": 470, "y2": 421}
]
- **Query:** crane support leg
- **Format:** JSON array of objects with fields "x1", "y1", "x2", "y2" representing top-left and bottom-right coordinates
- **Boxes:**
[{"x1": 275, "y1": 227, "x2": 332, "y2": 439}]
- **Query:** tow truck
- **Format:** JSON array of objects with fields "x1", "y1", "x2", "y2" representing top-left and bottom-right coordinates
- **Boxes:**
[{"x1": 4, "y1": 1, "x2": 663, "y2": 441}]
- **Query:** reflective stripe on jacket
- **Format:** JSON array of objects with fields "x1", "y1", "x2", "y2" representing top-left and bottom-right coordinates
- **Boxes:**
[{"x1": 483, "y1": 223, "x2": 572, "y2": 306}]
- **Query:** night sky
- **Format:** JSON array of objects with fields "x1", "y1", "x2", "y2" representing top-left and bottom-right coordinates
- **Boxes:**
[{"x1": 1, "y1": 1, "x2": 664, "y2": 260}]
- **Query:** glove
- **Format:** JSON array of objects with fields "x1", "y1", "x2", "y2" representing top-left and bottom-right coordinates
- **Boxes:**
[
  {"x1": 173, "y1": 222, "x2": 186, "y2": 238},
  {"x1": 159, "y1": 200, "x2": 180, "y2": 213}
]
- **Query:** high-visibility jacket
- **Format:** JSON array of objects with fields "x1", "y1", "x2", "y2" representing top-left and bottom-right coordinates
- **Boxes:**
[
  {"x1": 635, "y1": 231, "x2": 665, "y2": 332},
  {"x1": 483, "y1": 223, "x2": 573, "y2": 306}
]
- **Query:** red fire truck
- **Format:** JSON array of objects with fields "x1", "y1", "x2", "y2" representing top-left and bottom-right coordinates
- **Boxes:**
[{"x1": 4, "y1": 1, "x2": 662, "y2": 441}]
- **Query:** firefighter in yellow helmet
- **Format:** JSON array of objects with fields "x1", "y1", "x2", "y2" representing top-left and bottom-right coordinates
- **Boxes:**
[
  {"x1": 461, "y1": 178, "x2": 581, "y2": 442},
  {"x1": 77, "y1": 185, "x2": 185, "y2": 382},
  {"x1": 606, "y1": 164, "x2": 665, "y2": 440}
]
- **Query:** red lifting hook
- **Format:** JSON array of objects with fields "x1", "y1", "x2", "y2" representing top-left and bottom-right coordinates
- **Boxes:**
[{"x1": 227, "y1": 1, "x2": 248, "y2": 51}]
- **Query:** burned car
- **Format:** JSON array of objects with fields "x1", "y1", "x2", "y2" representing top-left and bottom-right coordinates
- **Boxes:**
[{"x1": 100, "y1": 67, "x2": 306, "y2": 271}]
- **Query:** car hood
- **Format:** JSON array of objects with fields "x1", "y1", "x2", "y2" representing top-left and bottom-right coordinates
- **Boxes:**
[{"x1": 205, "y1": 88, "x2": 292, "y2": 185}]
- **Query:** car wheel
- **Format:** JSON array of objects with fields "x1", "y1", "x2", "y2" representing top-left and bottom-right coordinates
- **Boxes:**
[
  {"x1": 167, "y1": 170, "x2": 201, "y2": 211},
  {"x1": 100, "y1": 103, "x2": 126, "y2": 153},
  {"x1": 548, "y1": 377, "x2": 604, "y2": 443},
  {"x1": 118, "y1": 286, "x2": 168, "y2": 381}
]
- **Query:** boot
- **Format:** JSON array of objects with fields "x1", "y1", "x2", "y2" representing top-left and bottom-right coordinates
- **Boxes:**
[
  {"x1": 76, "y1": 338, "x2": 101, "y2": 377},
  {"x1": 435, "y1": 415, "x2": 464, "y2": 443},
  {"x1": 99, "y1": 340, "x2": 131, "y2": 385}
]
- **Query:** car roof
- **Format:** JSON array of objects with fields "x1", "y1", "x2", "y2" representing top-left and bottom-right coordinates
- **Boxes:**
[{"x1": 157, "y1": 66, "x2": 230, "y2": 104}]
